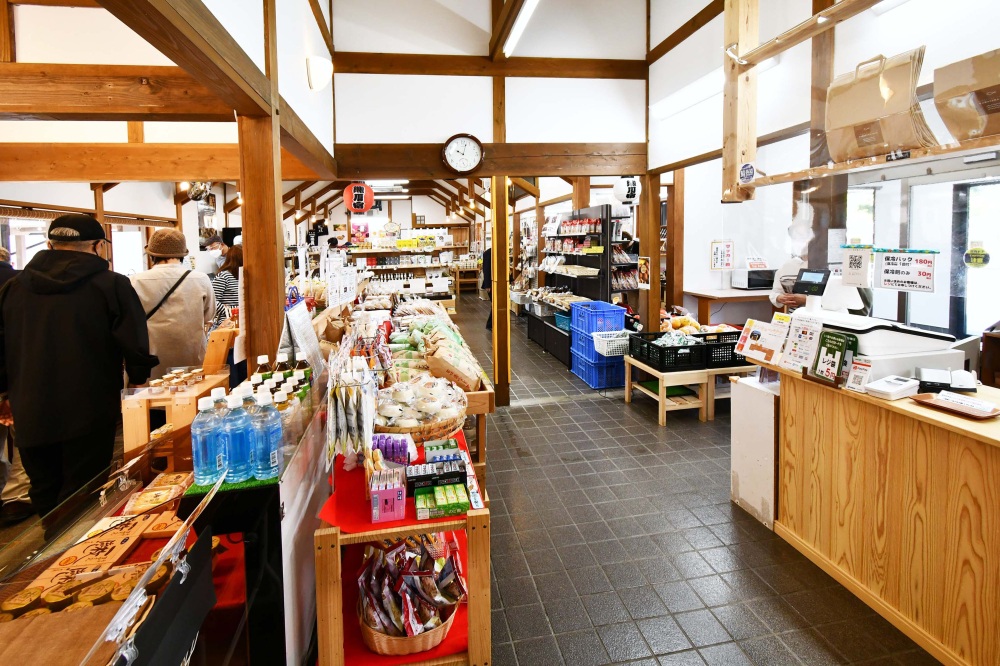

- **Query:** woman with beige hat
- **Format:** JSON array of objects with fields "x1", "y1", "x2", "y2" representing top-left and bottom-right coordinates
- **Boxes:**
[{"x1": 130, "y1": 228, "x2": 215, "y2": 380}]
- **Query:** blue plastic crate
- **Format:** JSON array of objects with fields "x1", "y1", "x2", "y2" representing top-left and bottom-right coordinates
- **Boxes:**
[
  {"x1": 571, "y1": 351, "x2": 626, "y2": 390},
  {"x1": 571, "y1": 326, "x2": 608, "y2": 364},
  {"x1": 570, "y1": 301, "x2": 626, "y2": 334},
  {"x1": 553, "y1": 312, "x2": 571, "y2": 331}
]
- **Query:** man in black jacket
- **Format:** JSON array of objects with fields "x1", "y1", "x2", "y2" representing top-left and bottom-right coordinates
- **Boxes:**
[
  {"x1": 0, "y1": 215, "x2": 158, "y2": 517},
  {"x1": 481, "y1": 247, "x2": 492, "y2": 331}
]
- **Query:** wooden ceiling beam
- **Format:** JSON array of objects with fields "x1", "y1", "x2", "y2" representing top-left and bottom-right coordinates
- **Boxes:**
[
  {"x1": 510, "y1": 177, "x2": 539, "y2": 198},
  {"x1": 333, "y1": 53, "x2": 647, "y2": 80},
  {"x1": 0, "y1": 143, "x2": 318, "y2": 181},
  {"x1": 278, "y1": 97, "x2": 336, "y2": 179},
  {"x1": 648, "y1": 0, "x2": 723, "y2": 65},
  {"x1": 1, "y1": 0, "x2": 13, "y2": 64},
  {"x1": 96, "y1": 0, "x2": 269, "y2": 116},
  {"x1": 223, "y1": 195, "x2": 242, "y2": 214},
  {"x1": 489, "y1": 0, "x2": 527, "y2": 61},
  {"x1": 282, "y1": 180, "x2": 319, "y2": 203},
  {"x1": 438, "y1": 180, "x2": 490, "y2": 209},
  {"x1": 0, "y1": 63, "x2": 235, "y2": 121},
  {"x1": 336, "y1": 143, "x2": 647, "y2": 179},
  {"x1": 12, "y1": 1, "x2": 101, "y2": 6},
  {"x1": 282, "y1": 181, "x2": 344, "y2": 219}
]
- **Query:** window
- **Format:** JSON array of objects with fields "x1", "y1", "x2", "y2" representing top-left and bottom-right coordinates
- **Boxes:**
[{"x1": 966, "y1": 182, "x2": 1000, "y2": 334}]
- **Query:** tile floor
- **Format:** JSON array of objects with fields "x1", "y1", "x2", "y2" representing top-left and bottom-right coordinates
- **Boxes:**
[{"x1": 452, "y1": 294, "x2": 938, "y2": 666}]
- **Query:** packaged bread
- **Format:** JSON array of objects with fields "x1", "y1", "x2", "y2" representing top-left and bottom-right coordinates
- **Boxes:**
[{"x1": 0, "y1": 587, "x2": 44, "y2": 616}]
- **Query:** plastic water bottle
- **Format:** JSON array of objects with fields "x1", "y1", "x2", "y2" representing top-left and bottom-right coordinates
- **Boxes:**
[
  {"x1": 252, "y1": 392, "x2": 283, "y2": 480},
  {"x1": 223, "y1": 394, "x2": 253, "y2": 483},
  {"x1": 211, "y1": 387, "x2": 229, "y2": 416},
  {"x1": 192, "y1": 397, "x2": 225, "y2": 485}
]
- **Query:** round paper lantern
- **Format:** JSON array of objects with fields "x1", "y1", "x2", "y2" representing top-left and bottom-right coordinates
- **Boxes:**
[
  {"x1": 344, "y1": 182, "x2": 374, "y2": 214},
  {"x1": 613, "y1": 176, "x2": 642, "y2": 205}
]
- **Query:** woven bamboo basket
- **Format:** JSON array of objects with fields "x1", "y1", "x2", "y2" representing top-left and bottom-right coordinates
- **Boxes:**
[
  {"x1": 358, "y1": 602, "x2": 458, "y2": 656},
  {"x1": 376, "y1": 382, "x2": 468, "y2": 444}
]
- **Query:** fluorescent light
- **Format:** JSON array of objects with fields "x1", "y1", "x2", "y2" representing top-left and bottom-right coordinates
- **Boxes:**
[
  {"x1": 401, "y1": 188, "x2": 409, "y2": 193},
  {"x1": 872, "y1": 0, "x2": 912, "y2": 15},
  {"x1": 502, "y1": 0, "x2": 541, "y2": 58},
  {"x1": 650, "y1": 56, "x2": 779, "y2": 121},
  {"x1": 375, "y1": 195, "x2": 412, "y2": 200},
  {"x1": 306, "y1": 56, "x2": 333, "y2": 91},
  {"x1": 366, "y1": 179, "x2": 409, "y2": 187}
]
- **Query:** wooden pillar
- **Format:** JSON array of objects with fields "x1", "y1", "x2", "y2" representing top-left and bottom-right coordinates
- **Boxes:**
[
  {"x1": 0, "y1": 0, "x2": 13, "y2": 63},
  {"x1": 637, "y1": 173, "x2": 661, "y2": 330},
  {"x1": 665, "y1": 169, "x2": 685, "y2": 308},
  {"x1": 802, "y1": 0, "x2": 846, "y2": 270},
  {"x1": 572, "y1": 177, "x2": 590, "y2": 211},
  {"x1": 238, "y1": 115, "x2": 284, "y2": 363},
  {"x1": 491, "y1": 175, "x2": 511, "y2": 407},
  {"x1": 93, "y1": 185, "x2": 113, "y2": 268},
  {"x1": 721, "y1": 0, "x2": 759, "y2": 202}
]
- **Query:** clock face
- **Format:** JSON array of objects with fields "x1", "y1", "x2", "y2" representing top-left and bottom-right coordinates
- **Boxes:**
[{"x1": 443, "y1": 135, "x2": 483, "y2": 174}]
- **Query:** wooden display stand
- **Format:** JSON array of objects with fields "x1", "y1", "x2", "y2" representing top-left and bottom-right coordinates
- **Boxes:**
[
  {"x1": 465, "y1": 376, "x2": 495, "y2": 492},
  {"x1": 454, "y1": 267, "x2": 480, "y2": 292},
  {"x1": 623, "y1": 356, "x2": 756, "y2": 426}
]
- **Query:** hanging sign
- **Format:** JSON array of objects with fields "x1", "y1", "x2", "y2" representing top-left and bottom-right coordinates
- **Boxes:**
[
  {"x1": 711, "y1": 240, "x2": 735, "y2": 271},
  {"x1": 841, "y1": 246, "x2": 872, "y2": 288},
  {"x1": 964, "y1": 241, "x2": 990, "y2": 268},
  {"x1": 612, "y1": 177, "x2": 642, "y2": 205},
  {"x1": 874, "y1": 249, "x2": 936, "y2": 293},
  {"x1": 344, "y1": 182, "x2": 374, "y2": 214}
]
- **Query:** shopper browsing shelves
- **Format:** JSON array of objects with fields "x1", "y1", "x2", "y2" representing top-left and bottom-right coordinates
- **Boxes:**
[
  {"x1": 130, "y1": 229, "x2": 215, "y2": 380},
  {"x1": 0, "y1": 215, "x2": 158, "y2": 517},
  {"x1": 212, "y1": 244, "x2": 243, "y2": 329}
]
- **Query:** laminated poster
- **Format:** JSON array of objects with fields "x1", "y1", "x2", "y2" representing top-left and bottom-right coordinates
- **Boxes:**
[
  {"x1": 845, "y1": 356, "x2": 873, "y2": 393},
  {"x1": 711, "y1": 240, "x2": 735, "y2": 271},
  {"x1": 735, "y1": 318, "x2": 790, "y2": 365},
  {"x1": 638, "y1": 257, "x2": 651, "y2": 290},
  {"x1": 779, "y1": 315, "x2": 823, "y2": 372}
]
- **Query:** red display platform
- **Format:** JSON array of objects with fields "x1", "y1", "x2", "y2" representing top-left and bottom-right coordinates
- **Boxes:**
[
  {"x1": 318, "y1": 431, "x2": 471, "y2": 533},
  {"x1": 342, "y1": 532, "x2": 469, "y2": 666}
]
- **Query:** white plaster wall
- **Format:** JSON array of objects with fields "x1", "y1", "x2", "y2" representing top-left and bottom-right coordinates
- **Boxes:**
[
  {"x1": 143, "y1": 122, "x2": 240, "y2": 144},
  {"x1": 649, "y1": 0, "x2": 709, "y2": 47},
  {"x1": 278, "y1": 0, "x2": 335, "y2": 154},
  {"x1": 103, "y1": 182, "x2": 178, "y2": 218},
  {"x1": 506, "y1": 78, "x2": 646, "y2": 143},
  {"x1": 332, "y1": 0, "x2": 490, "y2": 55},
  {"x1": 13, "y1": 6, "x2": 173, "y2": 65},
  {"x1": 412, "y1": 196, "x2": 448, "y2": 225},
  {"x1": 512, "y1": 0, "x2": 646, "y2": 60},
  {"x1": 0, "y1": 182, "x2": 95, "y2": 209},
  {"x1": 203, "y1": 0, "x2": 266, "y2": 73},
  {"x1": 335, "y1": 74, "x2": 493, "y2": 143},
  {"x1": 0, "y1": 121, "x2": 127, "y2": 143},
  {"x1": 538, "y1": 177, "x2": 573, "y2": 202}
]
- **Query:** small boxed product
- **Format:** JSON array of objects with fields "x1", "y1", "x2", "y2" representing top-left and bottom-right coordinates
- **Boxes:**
[
  {"x1": 423, "y1": 438, "x2": 459, "y2": 462},
  {"x1": 370, "y1": 469, "x2": 406, "y2": 524},
  {"x1": 414, "y1": 484, "x2": 469, "y2": 520},
  {"x1": 405, "y1": 460, "x2": 466, "y2": 495}
]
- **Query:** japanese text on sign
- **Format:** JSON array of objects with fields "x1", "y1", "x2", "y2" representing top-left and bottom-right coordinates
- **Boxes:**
[
  {"x1": 875, "y1": 251, "x2": 935, "y2": 293},
  {"x1": 711, "y1": 240, "x2": 734, "y2": 271},
  {"x1": 841, "y1": 248, "x2": 871, "y2": 288}
]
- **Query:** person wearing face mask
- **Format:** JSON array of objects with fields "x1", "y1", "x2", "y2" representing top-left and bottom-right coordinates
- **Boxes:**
[{"x1": 0, "y1": 215, "x2": 158, "y2": 517}]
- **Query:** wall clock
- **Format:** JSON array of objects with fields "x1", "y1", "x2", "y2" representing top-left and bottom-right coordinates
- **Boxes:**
[{"x1": 441, "y1": 133, "x2": 484, "y2": 174}]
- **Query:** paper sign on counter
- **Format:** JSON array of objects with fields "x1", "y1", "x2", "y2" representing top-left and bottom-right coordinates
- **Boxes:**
[
  {"x1": 875, "y1": 251, "x2": 936, "y2": 292},
  {"x1": 711, "y1": 240, "x2": 735, "y2": 271},
  {"x1": 842, "y1": 248, "x2": 872, "y2": 288}
]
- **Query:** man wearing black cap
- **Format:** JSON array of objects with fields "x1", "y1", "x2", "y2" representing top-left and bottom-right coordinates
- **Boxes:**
[{"x1": 0, "y1": 214, "x2": 158, "y2": 517}]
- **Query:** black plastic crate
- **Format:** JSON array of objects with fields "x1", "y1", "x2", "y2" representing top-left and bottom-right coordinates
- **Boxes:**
[
  {"x1": 692, "y1": 330, "x2": 751, "y2": 368},
  {"x1": 627, "y1": 332, "x2": 707, "y2": 372}
]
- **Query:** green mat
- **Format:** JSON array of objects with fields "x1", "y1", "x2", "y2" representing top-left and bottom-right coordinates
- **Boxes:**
[
  {"x1": 185, "y1": 475, "x2": 278, "y2": 497},
  {"x1": 638, "y1": 381, "x2": 694, "y2": 397}
]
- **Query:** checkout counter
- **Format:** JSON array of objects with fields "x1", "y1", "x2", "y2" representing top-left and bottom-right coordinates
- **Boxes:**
[{"x1": 731, "y1": 271, "x2": 999, "y2": 666}]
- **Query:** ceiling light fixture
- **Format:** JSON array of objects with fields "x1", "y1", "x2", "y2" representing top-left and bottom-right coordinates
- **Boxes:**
[
  {"x1": 502, "y1": 0, "x2": 542, "y2": 58},
  {"x1": 366, "y1": 179, "x2": 409, "y2": 187},
  {"x1": 236, "y1": 191, "x2": 243, "y2": 205},
  {"x1": 374, "y1": 195, "x2": 412, "y2": 200},
  {"x1": 306, "y1": 55, "x2": 334, "y2": 91},
  {"x1": 179, "y1": 181, "x2": 191, "y2": 191}
]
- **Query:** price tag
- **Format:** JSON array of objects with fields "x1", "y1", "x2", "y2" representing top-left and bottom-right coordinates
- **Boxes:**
[
  {"x1": 842, "y1": 248, "x2": 871, "y2": 288},
  {"x1": 875, "y1": 251, "x2": 935, "y2": 293},
  {"x1": 746, "y1": 255, "x2": 768, "y2": 269}
]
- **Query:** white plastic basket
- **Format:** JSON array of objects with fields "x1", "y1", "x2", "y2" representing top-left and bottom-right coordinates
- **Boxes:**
[
  {"x1": 510, "y1": 291, "x2": 532, "y2": 305},
  {"x1": 592, "y1": 330, "x2": 630, "y2": 357}
]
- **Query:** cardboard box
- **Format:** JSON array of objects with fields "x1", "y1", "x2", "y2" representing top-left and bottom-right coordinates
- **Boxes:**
[{"x1": 935, "y1": 48, "x2": 1000, "y2": 142}]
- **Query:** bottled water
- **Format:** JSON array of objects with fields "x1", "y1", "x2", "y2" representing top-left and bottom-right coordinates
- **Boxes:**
[
  {"x1": 223, "y1": 394, "x2": 253, "y2": 483},
  {"x1": 192, "y1": 397, "x2": 225, "y2": 485},
  {"x1": 252, "y1": 392, "x2": 283, "y2": 480}
]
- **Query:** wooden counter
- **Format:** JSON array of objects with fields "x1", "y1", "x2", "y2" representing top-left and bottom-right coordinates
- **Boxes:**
[
  {"x1": 684, "y1": 288, "x2": 773, "y2": 324},
  {"x1": 768, "y1": 366, "x2": 999, "y2": 666}
]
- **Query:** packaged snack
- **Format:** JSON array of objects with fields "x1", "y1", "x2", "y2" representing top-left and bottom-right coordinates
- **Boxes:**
[
  {"x1": 400, "y1": 589, "x2": 424, "y2": 637},
  {"x1": 380, "y1": 575, "x2": 405, "y2": 634}
]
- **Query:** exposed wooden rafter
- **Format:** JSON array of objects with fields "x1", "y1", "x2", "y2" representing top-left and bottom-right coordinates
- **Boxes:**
[
  {"x1": 0, "y1": 143, "x2": 319, "y2": 181},
  {"x1": 0, "y1": 63, "x2": 235, "y2": 121},
  {"x1": 12, "y1": 1, "x2": 101, "y2": 6},
  {"x1": 336, "y1": 143, "x2": 646, "y2": 179},
  {"x1": 1, "y1": 0, "x2": 13, "y2": 63},
  {"x1": 305, "y1": 0, "x2": 333, "y2": 55},
  {"x1": 510, "y1": 177, "x2": 539, "y2": 198},
  {"x1": 489, "y1": 0, "x2": 527, "y2": 61},
  {"x1": 282, "y1": 181, "x2": 318, "y2": 203},
  {"x1": 333, "y1": 53, "x2": 647, "y2": 80},
  {"x1": 278, "y1": 97, "x2": 337, "y2": 178},
  {"x1": 647, "y1": 0, "x2": 723, "y2": 65}
]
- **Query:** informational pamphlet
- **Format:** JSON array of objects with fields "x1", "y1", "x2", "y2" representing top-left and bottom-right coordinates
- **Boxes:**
[
  {"x1": 936, "y1": 390, "x2": 998, "y2": 413},
  {"x1": 845, "y1": 355, "x2": 873, "y2": 393},
  {"x1": 779, "y1": 314, "x2": 823, "y2": 372},
  {"x1": 735, "y1": 317, "x2": 791, "y2": 364}
]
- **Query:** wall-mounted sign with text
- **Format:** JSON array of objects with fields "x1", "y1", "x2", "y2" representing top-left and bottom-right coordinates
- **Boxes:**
[
  {"x1": 874, "y1": 249, "x2": 937, "y2": 293},
  {"x1": 711, "y1": 240, "x2": 735, "y2": 271}
]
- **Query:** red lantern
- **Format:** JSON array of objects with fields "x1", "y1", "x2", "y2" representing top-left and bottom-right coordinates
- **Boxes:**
[{"x1": 344, "y1": 182, "x2": 374, "y2": 214}]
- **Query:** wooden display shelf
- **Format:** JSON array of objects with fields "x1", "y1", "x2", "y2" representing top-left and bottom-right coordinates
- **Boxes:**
[
  {"x1": 314, "y1": 433, "x2": 490, "y2": 666},
  {"x1": 347, "y1": 246, "x2": 469, "y2": 255},
  {"x1": 623, "y1": 356, "x2": 756, "y2": 425},
  {"x1": 453, "y1": 267, "x2": 480, "y2": 292},
  {"x1": 368, "y1": 264, "x2": 451, "y2": 271}
]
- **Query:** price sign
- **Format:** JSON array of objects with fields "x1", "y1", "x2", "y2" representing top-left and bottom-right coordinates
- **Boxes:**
[
  {"x1": 841, "y1": 248, "x2": 871, "y2": 288},
  {"x1": 711, "y1": 240, "x2": 735, "y2": 271},
  {"x1": 746, "y1": 255, "x2": 768, "y2": 269},
  {"x1": 875, "y1": 251, "x2": 936, "y2": 293}
]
